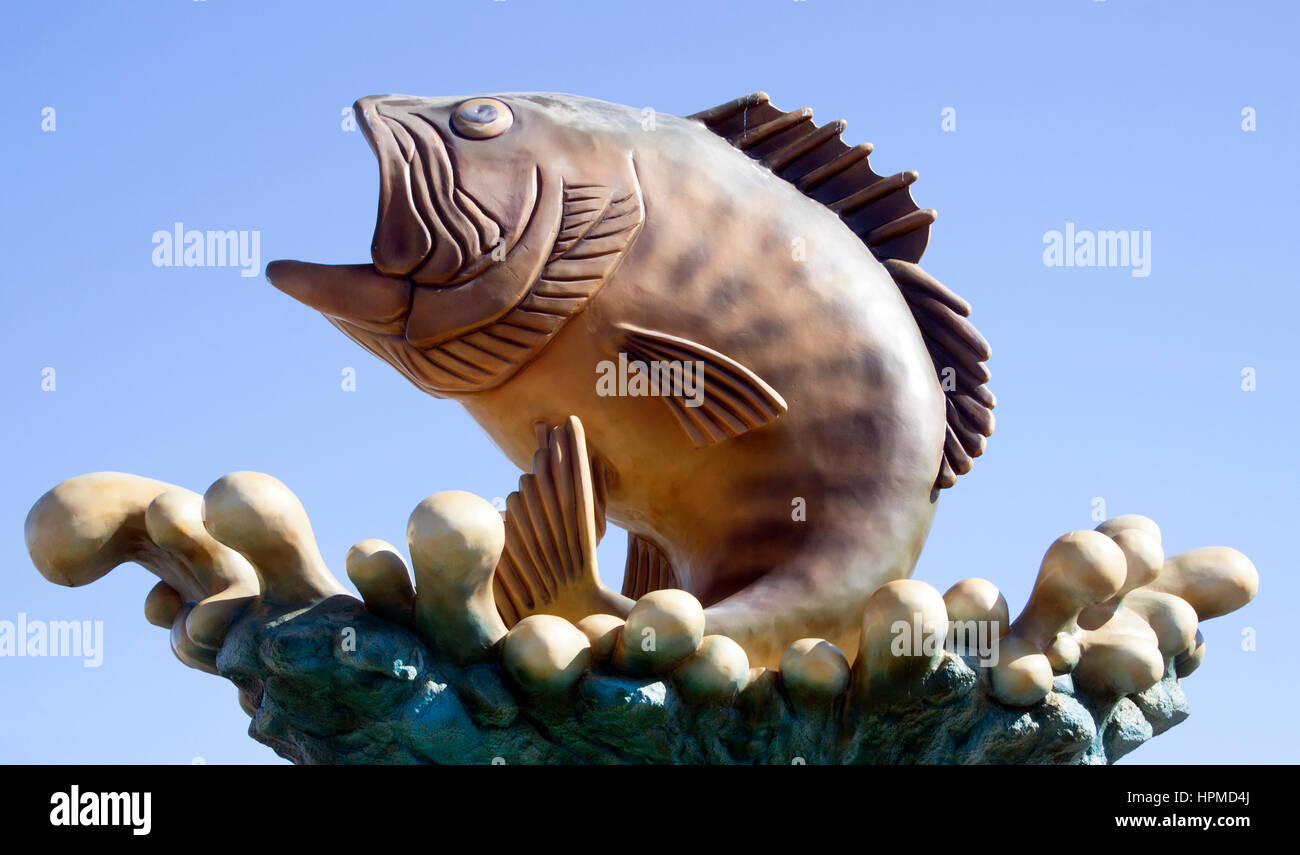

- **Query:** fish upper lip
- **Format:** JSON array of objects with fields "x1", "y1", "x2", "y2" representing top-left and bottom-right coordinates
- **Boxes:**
[
  {"x1": 354, "y1": 97, "x2": 438, "y2": 278},
  {"x1": 353, "y1": 97, "x2": 392, "y2": 162}
]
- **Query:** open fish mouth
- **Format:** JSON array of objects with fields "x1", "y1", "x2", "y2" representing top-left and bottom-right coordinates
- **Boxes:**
[
  {"x1": 266, "y1": 95, "x2": 529, "y2": 396},
  {"x1": 269, "y1": 92, "x2": 637, "y2": 397},
  {"x1": 355, "y1": 96, "x2": 502, "y2": 286}
]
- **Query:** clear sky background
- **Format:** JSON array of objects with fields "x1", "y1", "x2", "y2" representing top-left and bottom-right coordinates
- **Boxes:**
[{"x1": 1, "y1": 0, "x2": 1295, "y2": 764}]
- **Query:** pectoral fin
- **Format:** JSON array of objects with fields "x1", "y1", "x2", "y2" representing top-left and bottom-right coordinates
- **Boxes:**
[{"x1": 613, "y1": 324, "x2": 787, "y2": 447}]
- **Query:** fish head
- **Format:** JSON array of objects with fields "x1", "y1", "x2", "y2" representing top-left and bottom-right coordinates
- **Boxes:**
[{"x1": 267, "y1": 93, "x2": 647, "y2": 396}]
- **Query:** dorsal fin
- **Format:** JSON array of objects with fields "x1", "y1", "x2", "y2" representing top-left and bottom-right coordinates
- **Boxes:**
[{"x1": 688, "y1": 92, "x2": 995, "y2": 489}]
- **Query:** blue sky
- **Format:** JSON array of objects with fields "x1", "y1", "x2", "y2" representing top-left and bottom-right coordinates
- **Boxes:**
[{"x1": 1, "y1": 0, "x2": 1295, "y2": 764}]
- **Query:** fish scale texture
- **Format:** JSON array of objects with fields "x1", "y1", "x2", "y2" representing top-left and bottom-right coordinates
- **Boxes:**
[{"x1": 216, "y1": 597, "x2": 1190, "y2": 765}]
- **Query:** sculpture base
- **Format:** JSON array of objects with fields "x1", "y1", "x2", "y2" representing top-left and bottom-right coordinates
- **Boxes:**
[
  {"x1": 222, "y1": 597, "x2": 1186, "y2": 765},
  {"x1": 26, "y1": 470, "x2": 1254, "y2": 766}
]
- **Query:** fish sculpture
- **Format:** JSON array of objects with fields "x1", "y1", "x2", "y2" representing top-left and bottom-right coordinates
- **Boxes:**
[{"x1": 266, "y1": 91, "x2": 995, "y2": 667}]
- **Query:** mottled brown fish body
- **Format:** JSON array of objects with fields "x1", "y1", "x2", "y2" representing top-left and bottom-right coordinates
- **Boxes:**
[
  {"x1": 456, "y1": 116, "x2": 945, "y2": 664},
  {"x1": 268, "y1": 92, "x2": 991, "y2": 668}
]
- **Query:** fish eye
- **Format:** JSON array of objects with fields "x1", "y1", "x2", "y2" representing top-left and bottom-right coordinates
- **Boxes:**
[{"x1": 451, "y1": 97, "x2": 513, "y2": 139}]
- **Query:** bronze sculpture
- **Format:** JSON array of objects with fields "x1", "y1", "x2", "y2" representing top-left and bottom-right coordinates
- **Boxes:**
[
  {"x1": 22, "y1": 92, "x2": 1258, "y2": 764},
  {"x1": 266, "y1": 91, "x2": 994, "y2": 667}
]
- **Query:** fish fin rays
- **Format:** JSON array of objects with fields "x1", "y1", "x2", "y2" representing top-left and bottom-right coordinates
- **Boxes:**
[
  {"x1": 492, "y1": 416, "x2": 625, "y2": 626},
  {"x1": 688, "y1": 92, "x2": 931, "y2": 263},
  {"x1": 690, "y1": 93, "x2": 994, "y2": 487},
  {"x1": 418, "y1": 176, "x2": 645, "y2": 394},
  {"x1": 613, "y1": 324, "x2": 788, "y2": 448},
  {"x1": 620, "y1": 533, "x2": 682, "y2": 599},
  {"x1": 884, "y1": 259, "x2": 995, "y2": 489}
]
